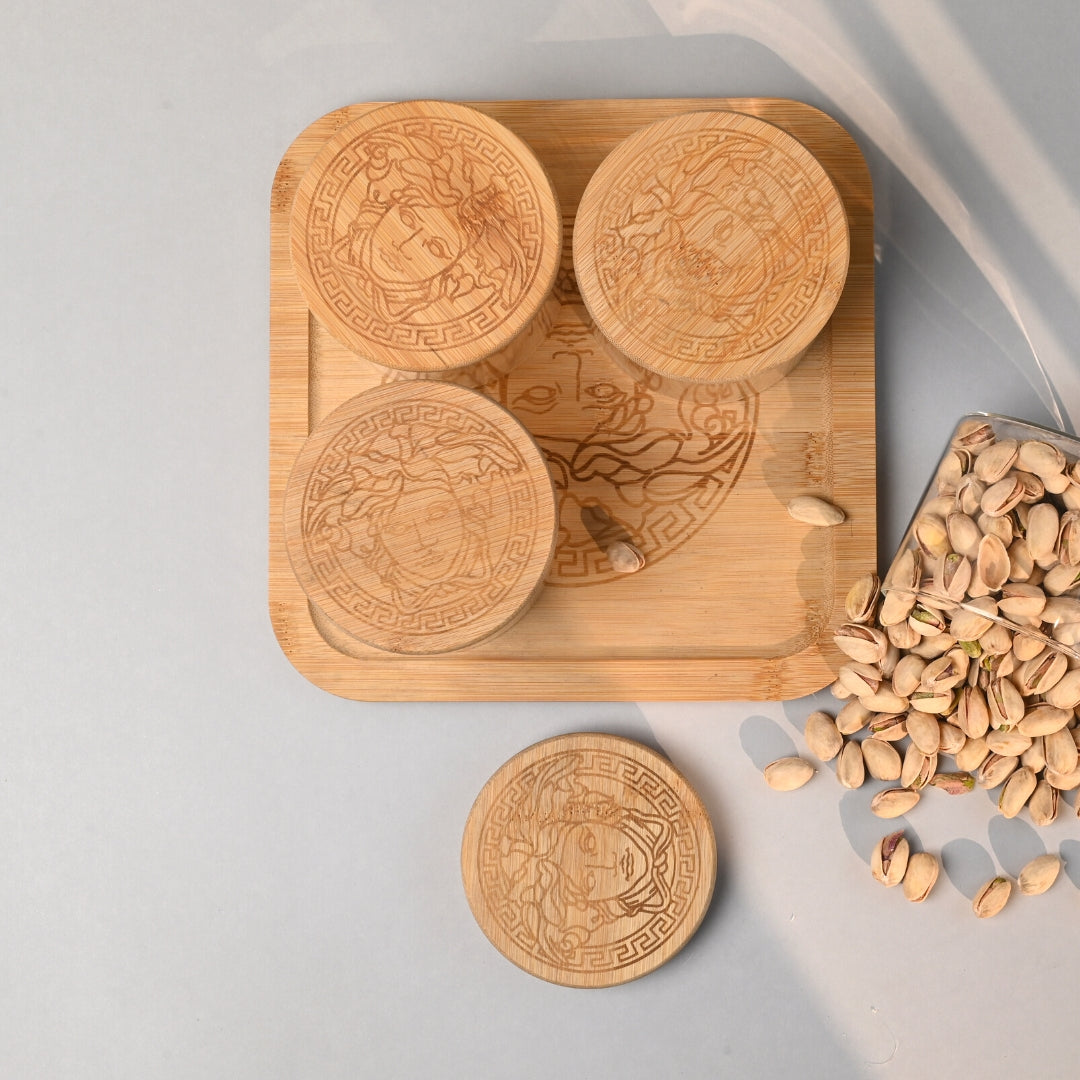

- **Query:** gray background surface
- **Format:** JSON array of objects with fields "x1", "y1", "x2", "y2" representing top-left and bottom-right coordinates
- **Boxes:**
[{"x1": 4, "y1": 2, "x2": 1079, "y2": 1076}]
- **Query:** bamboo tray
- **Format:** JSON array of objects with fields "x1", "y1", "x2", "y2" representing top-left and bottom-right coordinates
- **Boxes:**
[{"x1": 269, "y1": 98, "x2": 875, "y2": 701}]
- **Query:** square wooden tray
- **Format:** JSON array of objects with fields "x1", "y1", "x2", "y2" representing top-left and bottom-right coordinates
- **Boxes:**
[{"x1": 269, "y1": 98, "x2": 875, "y2": 701}]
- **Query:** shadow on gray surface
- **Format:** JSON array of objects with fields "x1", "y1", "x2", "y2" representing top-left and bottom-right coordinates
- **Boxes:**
[
  {"x1": 1059, "y1": 840, "x2": 1080, "y2": 889},
  {"x1": 987, "y1": 816, "x2": 1046, "y2": 878},
  {"x1": 838, "y1": 787, "x2": 922, "y2": 867},
  {"x1": 738, "y1": 714, "x2": 798, "y2": 772},
  {"x1": 941, "y1": 838, "x2": 996, "y2": 900}
]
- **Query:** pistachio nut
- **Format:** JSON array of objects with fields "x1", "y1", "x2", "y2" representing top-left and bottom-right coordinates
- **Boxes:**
[
  {"x1": 977, "y1": 753, "x2": 1019, "y2": 789},
  {"x1": 950, "y1": 597, "x2": 998, "y2": 640},
  {"x1": 956, "y1": 686, "x2": 991, "y2": 739},
  {"x1": 862, "y1": 738, "x2": 903, "y2": 782},
  {"x1": 1045, "y1": 765, "x2": 1080, "y2": 791},
  {"x1": 1012, "y1": 630, "x2": 1048, "y2": 662},
  {"x1": 869, "y1": 787, "x2": 920, "y2": 818},
  {"x1": 1026, "y1": 501, "x2": 1060, "y2": 562},
  {"x1": 902, "y1": 851, "x2": 939, "y2": 903},
  {"x1": 606, "y1": 540, "x2": 645, "y2": 573},
  {"x1": 955, "y1": 736, "x2": 990, "y2": 773},
  {"x1": 914, "y1": 513, "x2": 950, "y2": 558},
  {"x1": 908, "y1": 690, "x2": 954, "y2": 716},
  {"x1": 887, "y1": 619, "x2": 922, "y2": 650},
  {"x1": 1043, "y1": 727, "x2": 1079, "y2": 776},
  {"x1": 836, "y1": 700, "x2": 873, "y2": 735},
  {"x1": 871, "y1": 830, "x2": 909, "y2": 887},
  {"x1": 1021, "y1": 736, "x2": 1047, "y2": 773},
  {"x1": 933, "y1": 552, "x2": 973, "y2": 603},
  {"x1": 998, "y1": 765, "x2": 1037, "y2": 818},
  {"x1": 837, "y1": 662, "x2": 881, "y2": 698},
  {"x1": 988, "y1": 677, "x2": 1025, "y2": 729},
  {"x1": 830, "y1": 678, "x2": 855, "y2": 700},
  {"x1": 1044, "y1": 470, "x2": 1072, "y2": 494},
  {"x1": 868, "y1": 714, "x2": 909, "y2": 742},
  {"x1": 1017, "y1": 702, "x2": 1072, "y2": 737},
  {"x1": 928, "y1": 771, "x2": 976, "y2": 795},
  {"x1": 837, "y1": 739, "x2": 866, "y2": 789},
  {"x1": 1018, "y1": 853, "x2": 1062, "y2": 895},
  {"x1": 938, "y1": 721, "x2": 967, "y2": 756},
  {"x1": 1014, "y1": 470, "x2": 1046, "y2": 504},
  {"x1": 1007, "y1": 538, "x2": 1035, "y2": 581},
  {"x1": 976, "y1": 533, "x2": 1011, "y2": 591},
  {"x1": 919, "y1": 652, "x2": 967, "y2": 694},
  {"x1": 901, "y1": 745, "x2": 938, "y2": 790},
  {"x1": 957, "y1": 474, "x2": 987, "y2": 516},
  {"x1": 763, "y1": 756, "x2": 815, "y2": 791},
  {"x1": 845, "y1": 572, "x2": 880, "y2": 624},
  {"x1": 973, "y1": 876, "x2": 1012, "y2": 918},
  {"x1": 787, "y1": 495, "x2": 845, "y2": 527},
  {"x1": 908, "y1": 606, "x2": 948, "y2": 637},
  {"x1": 1017, "y1": 439, "x2": 1066, "y2": 478},
  {"x1": 833, "y1": 623, "x2": 889, "y2": 664},
  {"x1": 986, "y1": 728, "x2": 1033, "y2": 757},
  {"x1": 1042, "y1": 562, "x2": 1080, "y2": 596},
  {"x1": 952, "y1": 419, "x2": 996, "y2": 454},
  {"x1": 1027, "y1": 780, "x2": 1059, "y2": 827},
  {"x1": 998, "y1": 582, "x2": 1047, "y2": 620},
  {"x1": 981, "y1": 476, "x2": 1025, "y2": 517},
  {"x1": 892, "y1": 653, "x2": 927, "y2": 698},
  {"x1": 1058, "y1": 509, "x2": 1080, "y2": 567},
  {"x1": 906, "y1": 710, "x2": 942, "y2": 755},
  {"x1": 804, "y1": 711, "x2": 843, "y2": 762},
  {"x1": 947, "y1": 512, "x2": 983, "y2": 560},
  {"x1": 860, "y1": 690, "x2": 910, "y2": 714},
  {"x1": 974, "y1": 439, "x2": 1019, "y2": 483},
  {"x1": 1045, "y1": 667, "x2": 1080, "y2": 709}
]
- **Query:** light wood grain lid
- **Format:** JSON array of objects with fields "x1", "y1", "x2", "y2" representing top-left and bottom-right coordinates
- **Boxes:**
[
  {"x1": 574, "y1": 109, "x2": 849, "y2": 384},
  {"x1": 284, "y1": 382, "x2": 557, "y2": 654},
  {"x1": 462, "y1": 733, "x2": 717, "y2": 987},
  {"x1": 291, "y1": 100, "x2": 561, "y2": 374}
]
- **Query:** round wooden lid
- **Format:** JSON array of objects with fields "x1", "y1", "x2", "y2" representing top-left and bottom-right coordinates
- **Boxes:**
[
  {"x1": 283, "y1": 382, "x2": 557, "y2": 654},
  {"x1": 573, "y1": 110, "x2": 849, "y2": 385},
  {"x1": 290, "y1": 100, "x2": 562, "y2": 374},
  {"x1": 461, "y1": 733, "x2": 716, "y2": 987}
]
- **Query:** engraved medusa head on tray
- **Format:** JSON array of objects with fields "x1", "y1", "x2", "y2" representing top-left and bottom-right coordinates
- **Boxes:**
[
  {"x1": 300, "y1": 402, "x2": 537, "y2": 632},
  {"x1": 479, "y1": 751, "x2": 697, "y2": 972},
  {"x1": 592, "y1": 129, "x2": 831, "y2": 358},
  {"x1": 308, "y1": 118, "x2": 543, "y2": 345},
  {"x1": 486, "y1": 309, "x2": 757, "y2": 584}
]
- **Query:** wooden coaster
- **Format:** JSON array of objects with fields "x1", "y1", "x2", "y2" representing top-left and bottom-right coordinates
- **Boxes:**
[
  {"x1": 574, "y1": 109, "x2": 849, "y2": 388},
  {"x1": 290, "y1": 99, "x2": 561, "y2": 377},
  {"x1": 462, "y1": 733, "x2": 716, "y2": 987},
  {"x1": 283, "y1": 382, "x2": 557, "y2": 654}
]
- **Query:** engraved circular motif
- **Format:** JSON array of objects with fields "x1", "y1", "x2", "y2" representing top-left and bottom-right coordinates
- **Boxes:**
[
  {"x1": 283, "y1": 382, "x2": 557, "y2": 654},
  {"x1": 574, "y1": 110, "x2": 849, "y2": 384},
  {"x1": 291, "y1": 100, "x2": 561, "y2": 374},
  {"x1": 461, "y1": 734, "x2": 717, "y2": 987}
]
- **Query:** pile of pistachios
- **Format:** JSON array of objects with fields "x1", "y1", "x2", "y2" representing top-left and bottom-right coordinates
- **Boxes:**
[{"x1": 765, "y1": 418, "x2": 1080, "y2": 916}]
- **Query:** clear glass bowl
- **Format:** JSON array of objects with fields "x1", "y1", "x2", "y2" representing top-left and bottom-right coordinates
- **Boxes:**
[{"x1": 883, "y1": 412, "x2": 1080, "y2": 660}]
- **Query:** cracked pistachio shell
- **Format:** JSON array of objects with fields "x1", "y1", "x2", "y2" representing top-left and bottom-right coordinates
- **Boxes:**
[
  {"x1": 901, "y1": 745, "x2": 937, "y2": 790},
  {"x1": 763, "y1": 757, "x2": 815, "y2": 791},
  {"x1": 908, "y1": 606, "x2": 948, "y2": 637},
  {"x1": 880, "y1": 588, "x2": 917, "y2": 627},
  {"x1": 836, "y1": 700, "x2": 873, "y2": 735},
  {"x1": 957, "y1": 686, "x2": 991, "y2": 739},
  {"x1": 1058, "y1": 510, "x2": 1080, "y2": 567},
  {"x1": 1044, "y1": 469, "x2": 1073, "y2": 494},
  {"x1": 957, "y1": 474, "x2": 987, "y2": 516},
  {"x1": 1017, "y1": 650, "x2": 1068, "y2": 696},
  {"x1": 862, "y1": 738, "x2": 902, "y2": 781},
  {"x1": 887, "y1": 619, "x2": 922, "y2": 650},
  {"x1": 1013, "y1": 630, "x2": 1049, "y2": 662},
  {"x1": 870, "y1": 787, "x2": 920, "y2": 819},
  {"x1": 988, "y1": 677, "x2": 1025, "y2": 728},
  {"x1": 980, "y1": 622, "x2": 1014, "y2": 658},
  {"x1": 977, "y1": 753, "x2": 1019, "y2": 789},
  {"x1": 1018, "y1": 853, "x2": 1062, "y2": 894},
  {"x1": 871, "y1": 830, "x2": 909, "y2": 887},
  {"x1": 1045, "y1": 765, "x2": 1080, "y2": 791},
  {"x1": 837, "y1": 662, "x2": 881, "y2": 698},
  {"x1": 908, "y1": 633, "x2": 958, "y2": 660},
  {"x1": 787, "y1": 495, "x2": 845, "y2": 527},
  {"x1": 903, "y1": 851, "x2": 939, "y2": 903},
  {"x1": 845, "y1": 572, "x2": 880, "y2": 624},
  {"x1": 977, "y1": 534, "x2": 1011, "y2": 591},
  {"x1": 973, "y1": 876, "x2": 1012, "y2": 918},
  {"x1": 907, "y1": 710, "x2": 942, "y2": 754},
  {"x1": 1026, "y1": 502, "x2": 1061, "y2": 562},
  {"x1": 998, "y1": 582, "x2": 1047, "y2": 620},
  {"x1": 859, "y1": 689, "x2": 909, "y2": 714},
  {"x1": 804, "y1": 711, "x2": 843, "y2": 762},
  {"x1": 998, "y1": 765, "x2": 1038, "y2": 818},
  {"x1": 1021, "y1": 735, "x2": 1046, "y2": 773},
  {"x1": 606, "y1": 541, "x2": 645, "y2": 573},
  {"x1": 938, "y1": 721, "x2": 967, "y2": 756},
  {"x1": 908, "y1": 690, "x2": 954, "y2": 716},
  {"x1": 920, "y1": 652, "x2": 967, "y2": 693},
  {"x1": 1017, "y1": 440, "x2": 1066, "y2": 478},
  {"x1": 914, "y1": 514, "x2": 949, "y2": 558},
  {"x1": 981, "y1": 476, "x2": 1025, "y2": 517},
  {"x1": 955, "y1": 736, "x2": 990, "y2": 773},
  {"x1": 868, "y1": 714, "x2": 908, "y2": 742},
  {"x1": 1043, "y1": 562, "x2": 1080, "y2": 595},
  {"x1": 837, "y1": 740, "x2": 866, "y2": 789},
  {"x1": 974, "y1": 439, "x2": 1019, "y2": 483},
  {"x1": 1014, "y1": 470, "x2": 1045, "y2": 504},
  {"x1": 933, "y1": 552, "x2": 972, "y2": 602},
  {"x1": 830, "y1": 678, "x2": 855, "y2": 700},
  {"x1": 1007, "y1": 538, "x2": 1035, "y2": 582},
  {"x1": 952, "y1": 419, "x2": 996, "y2": 454},
  {"x1": 1043, "y1": 728, "x2": 1079, "y2": 776},
  {"x1": 1027, "y1": 780, "x2": 1059, "y2": 828},
  {"x1": 833, "y1": 623, "x2": 889, "y2": 664}
]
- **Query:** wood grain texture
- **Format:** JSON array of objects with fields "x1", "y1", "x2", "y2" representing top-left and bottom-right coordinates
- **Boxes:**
[
  {"x1": 283, "y1": 382, "x2": 557, "y2": 654},
  {"x1": 574, "y1": 110, "x2": 849, "y2": 388},
  {"x1": 290, "y1": 100, "x2": 562, "y2": 376},
  {"x1": 270, "y1": 98, "x2": 876, "y2": 700},
  {"x1": 461, "y1": 733, "x2": 716, "y2": 987}
]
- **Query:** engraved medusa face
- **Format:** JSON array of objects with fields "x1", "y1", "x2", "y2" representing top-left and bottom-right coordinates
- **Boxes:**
[
  {"x1": 673, "y1": 202, "x2": 767, "y2": 307},
  {"x1": 365, "y1": 200, "x2": 466, "y2": 287},
  {"x1": 557, "y1": 820, "x2": 651, "y2": 904}
]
